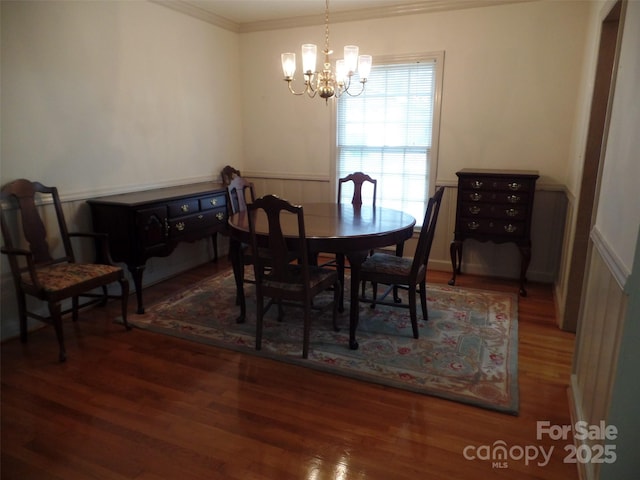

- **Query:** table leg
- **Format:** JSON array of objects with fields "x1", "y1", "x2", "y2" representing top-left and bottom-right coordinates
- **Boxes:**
[
  {"x1": 346, "y1": 250, "x2": 368, "y2": 350},
  {"x1": 229, "y1": 238, "x2": 246, "y2": 323}
]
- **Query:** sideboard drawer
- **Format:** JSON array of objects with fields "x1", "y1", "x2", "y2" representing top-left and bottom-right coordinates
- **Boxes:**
[
  {"x1": 460, "y1": 202, "x2": 528, "y2": 221},
  {"x1": 167, "y1": 199, "x2": 200, "y2": 217},
  {"x1": 200, "y1": 193, "x2": 226, "y2": 211}
]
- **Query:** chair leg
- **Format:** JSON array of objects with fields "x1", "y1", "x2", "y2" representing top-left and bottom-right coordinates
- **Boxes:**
[
  {"x1": 72, "y1": 296, "x2": 79, "y2": 322},
  {"x1": 99, "y1": 285, "x2": 109, "y2": 306},
  {"x1": 255, "y1": 294, "x2": 264, "y2": 351},
  {"x1": 419, "y1": 281, "x2": 428, "y2": 322},
  {"x1": 17, "y1": 292, "x2": 28, "y2": 343},
  {"x1": 48, "y1": 302, "x2": 66, "y2": 362},
  {"x1": 302, "y1": 304, "x2": 311, "y2": 359},
  {"x1": 370, "y1": 282, "x2": 379, "y2": 309},
  {"x1": 408, "y1": 285, "x2": 419, "y2": 339},
  {"x1": 332, "y1": 279, "x2": 341, "y2": 332},
  {"x1": 119, "y1": 277, "x2": 131, "y2": 330},
  {"x1": 337, "y1": 254, "x2": 345, "y2": 312}
]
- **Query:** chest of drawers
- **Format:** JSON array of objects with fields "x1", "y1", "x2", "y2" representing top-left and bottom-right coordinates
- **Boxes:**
[
  {"x1": 449, "y1": 169, "x2": 538, "y2": 296},
  {"x1": 87, "y1": 182, "x2": 227, "y2": 313}
]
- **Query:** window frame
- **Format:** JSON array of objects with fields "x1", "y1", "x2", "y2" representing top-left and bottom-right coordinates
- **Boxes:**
[{"x1": 330, "y1": 51, "x2": 445, "y2": 227}]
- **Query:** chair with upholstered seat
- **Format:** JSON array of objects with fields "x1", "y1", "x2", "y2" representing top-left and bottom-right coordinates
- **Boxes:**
[
  {"x1": 0, "y1": 179, "x2": 130, "y2": 362},
  {"x1": 359, "y1": 186, "x2": 444, "y2": 339},
  {"x1": 323, "y1": 172, "x2": 378, "y2": 301},
  {"x1": 248, "y1": 194, "x2": 341, "y2": 358}
]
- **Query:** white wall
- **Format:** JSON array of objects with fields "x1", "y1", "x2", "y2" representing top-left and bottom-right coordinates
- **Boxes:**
[
  {"x1": 592, "y1": 0, "x2": 640, "y2": 282},
  {"x1": 1, "y1": 0, "x2": 243, "y2": 197},
  {"x1": 239, "y1": 1, "x2": 590, "y2": 187},
  {"x1": 0, "y1": 0, "x2": 243, "y2": 339}
]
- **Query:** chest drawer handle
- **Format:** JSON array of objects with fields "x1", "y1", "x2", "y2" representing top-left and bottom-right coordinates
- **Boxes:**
[
  {"x1": 198, "y1": 214, "x2": 203, "y2": 219},
  {"x1": 181, "y1": 204, "x2": 190, "y2": 213},
  {"x1": 216, "y1": 212, "x2": 225, "y2": 221},
  {"x1": 468, "y1": 206, "x2": 481, "y2": 215},
  {"x1": 506, "y1": 208, "x2": 519, "y2": 217},
  {"x1": 469, "y1": 193, "x2": 482, "y2": 201},
  {"x1": 508, "y1": 182, "x2": 522, "y2": 191},
  {"x1": 210, "y1": 198, "x2": 218, "y2": 206},
  {"x1": 467, "y1": 221, "x2": 480, "y2": 230},
  {"x1": 175, "y1": 222, "x2": 185, "y2": 231},
  {"x1": 507, "y1": 195, "x2": 520, "y2": 203},
  {"x1": 504, "y1": 224, "x2": 517, "y2": 233},
  {"x1": 471, "y1": 180, "x2": 483, "y2": 189}
]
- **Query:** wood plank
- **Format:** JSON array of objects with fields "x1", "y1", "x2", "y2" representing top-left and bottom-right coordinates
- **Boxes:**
[{"x1": 1, "y1": 260, "x2": 578, "y2": 479}]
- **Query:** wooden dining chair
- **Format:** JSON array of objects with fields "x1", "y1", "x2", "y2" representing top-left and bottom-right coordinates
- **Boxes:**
[
  {"x1": 227, "y1": 175, "x2": 257, "y2": 304},
  {"x1": 220, "y1": 165, "x2": 241, "y2": 186},
  {"x1": 0, "y1": 179, "x2": 130, "y2": 362},
  {"x1": 359, "y1": 186, "x2": 445, "y2": 339},
  {"x1": 337, "y1": 171, "x2": 377, "y2": 206},
  {"x1": 248, "y1": 194, "x2": 341, "y2": 358},
  {"x1": 322, "y1": 172, "x2": 379, "y2": 301}
]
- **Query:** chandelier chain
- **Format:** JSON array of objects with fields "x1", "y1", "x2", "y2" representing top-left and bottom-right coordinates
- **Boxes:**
[{"x1": 324, "y1": 0, "x2": 330, "y2": 54}]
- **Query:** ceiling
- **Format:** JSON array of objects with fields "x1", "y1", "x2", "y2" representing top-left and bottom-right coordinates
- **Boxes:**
[
  {"x1": 155, "y1": 0, "x2": 533, "y2": 32},
  {"x1": 186, "y1": 0, "x2": 413, "y2": 24}
]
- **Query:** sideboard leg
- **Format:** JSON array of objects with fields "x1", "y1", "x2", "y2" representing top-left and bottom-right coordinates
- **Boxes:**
[
  {"x1": 518, "y1": 244, "x2": 532, "y2": 297},
  {"x1": 129, "y1": 264, "x2": 146, "y2": 314},
  {"x1": 449, "y1": 240, "x2": 463, "y2": 286},
  {"x1": 211, "y1": 233, "x2": 218, "y2": 262}
]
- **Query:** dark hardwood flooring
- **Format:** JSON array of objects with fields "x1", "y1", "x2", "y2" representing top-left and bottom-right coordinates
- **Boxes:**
[{"x1": 1, "y1": 258, "x2": 577, "y2": 479}]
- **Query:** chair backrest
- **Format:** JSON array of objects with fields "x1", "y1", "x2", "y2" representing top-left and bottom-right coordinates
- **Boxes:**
[
  {"x1": 227, "y1": 175, "x2": 256, "y2": 215},
  {"x1": 248, "y1": 194, "x2": 309, "y2": 287},
  {"x1": 0, "y1": 179, "x2": 75, "y2": 270},
  {"x1": 338, "y1": 172, "x2": 377, "y2": 206},
  {"x1": 220, "y1": 165, "x2": 241, "y2": 186},
  {"x1": 410, "y1": 186, "x2": 445, "y2": 277}
]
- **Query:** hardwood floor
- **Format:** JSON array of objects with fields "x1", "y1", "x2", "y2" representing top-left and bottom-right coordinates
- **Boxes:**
[{"x1": 1, "y1": 259, "x2": 578, "y2": 479}]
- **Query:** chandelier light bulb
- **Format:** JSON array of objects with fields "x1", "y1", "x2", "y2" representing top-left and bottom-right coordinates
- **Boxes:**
[
  {"x1": 301, "y1": 44, "x2": 318, "y2": 75},
  {"x1": 281, "y1": 53, "x2": 296, "y2": 79}
]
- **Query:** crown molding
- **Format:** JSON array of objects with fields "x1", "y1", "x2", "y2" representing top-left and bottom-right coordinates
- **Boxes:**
[
  {"x1": 153, "y1": 0, "x2": 537, "y2": 34},
  {"x1": 150, "y1": 0, "x2": 241, "y2": 33}
]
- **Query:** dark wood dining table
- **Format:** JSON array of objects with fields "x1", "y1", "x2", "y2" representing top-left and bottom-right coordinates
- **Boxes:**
[{"x1": 227, "y1": 202, "x2": 416, "y2": 350}]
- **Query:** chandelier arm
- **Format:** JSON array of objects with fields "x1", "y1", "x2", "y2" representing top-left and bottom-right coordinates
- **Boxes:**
[{"x1": 343, "y1": 80, "x2": 367, "y2": 97}]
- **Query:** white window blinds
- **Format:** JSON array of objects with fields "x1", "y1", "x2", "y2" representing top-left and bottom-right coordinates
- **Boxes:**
[{"x1": 336, "y1": 57, "x2": 440, "y2": 226}]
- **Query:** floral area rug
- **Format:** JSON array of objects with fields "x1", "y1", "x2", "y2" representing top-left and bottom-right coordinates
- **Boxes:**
[{"x1": 131, "y1": 268, "x2": 519, "y2": 414}]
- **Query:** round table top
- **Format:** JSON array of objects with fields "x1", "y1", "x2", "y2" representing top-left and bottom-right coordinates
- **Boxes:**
[{"x1": 228, "y1": 202, "x2": 416, "y2": 253}]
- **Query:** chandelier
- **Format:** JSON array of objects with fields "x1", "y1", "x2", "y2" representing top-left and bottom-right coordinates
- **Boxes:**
[{"x1": 280, "y1": 0, "x2": 372, "y2": 103}]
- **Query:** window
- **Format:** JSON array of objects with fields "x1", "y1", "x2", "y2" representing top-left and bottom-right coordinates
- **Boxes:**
[{"x1": 335, "y1": 53, "x2": 443, "y2": 226}]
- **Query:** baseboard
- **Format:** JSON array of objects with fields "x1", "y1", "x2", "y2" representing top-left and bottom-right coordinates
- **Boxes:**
[{"x1": 568, "y1": 376, "x2": 595, "y2": 480}]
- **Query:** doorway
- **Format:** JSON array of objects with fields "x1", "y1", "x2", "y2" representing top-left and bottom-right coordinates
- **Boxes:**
[{"x1": 562, "y1": 0, "x2": 625, "y2": 332}]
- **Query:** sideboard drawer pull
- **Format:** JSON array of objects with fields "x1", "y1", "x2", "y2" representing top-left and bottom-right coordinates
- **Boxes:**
[
  {"x1": 216, "y1": 212, "x2": 225, "y2": 221},
  {"x1": 210, "y1": 198, "x2": 218, "y2": 206},
  {"x1": 468, "y1": 206, "x2": 481, "y2": 215},
  {"x1": 467, "y1": 221, "x2": 480, "y2": 230},
  {"x1": 175, "y1": 222, "x2": 185, "y2": 231},
  {"x1": 506, "y1": 208, "x2": 519, "y2": 217},
  {"x1": 181, "y1": 204, "x2": 189, "y2": 213},
  {"x1": 508, "y1": 182, "x2": 522, "y2": 191},
  {"x1": 471, "y1": 180, "x2": 483, "y2": 189},
  {"x1": 504, "y1": 224, "x2": 517, "y2": 233},
  {"x1": 507, "y1": 194, "x2": 520, "y2": 203},
  {"x1": 469, "y1": 193, "x2": 482, "y2": 201}
]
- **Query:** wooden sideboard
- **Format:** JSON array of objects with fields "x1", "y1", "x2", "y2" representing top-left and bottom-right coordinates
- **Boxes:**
[
  {"x1": 87, "y1": 182, "x2": 227, "y2": 313},
  {"x1": 449, "y1": 169, "x2": 539, "y2": 296}
]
